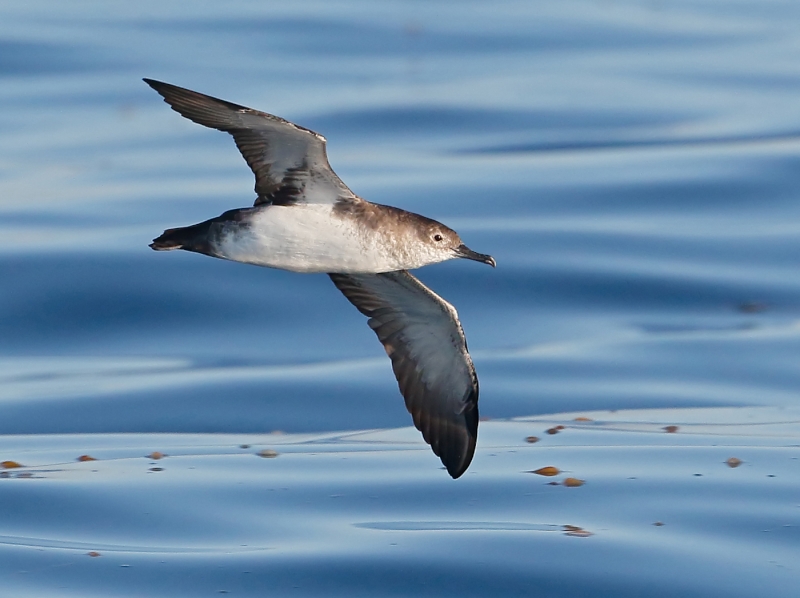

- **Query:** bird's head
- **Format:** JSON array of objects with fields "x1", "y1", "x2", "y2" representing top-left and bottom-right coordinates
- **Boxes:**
[{"x1": 423, "y1": 222, "x2": 496, "y2": 268}]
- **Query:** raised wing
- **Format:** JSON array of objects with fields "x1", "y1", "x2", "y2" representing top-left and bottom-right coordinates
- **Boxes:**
[
  {"x1": 329, "y1": 271, "x2": 479, "y2": 478},
  {"x1": 144, "y1": 79, "x2": 355, "y2": 206}
]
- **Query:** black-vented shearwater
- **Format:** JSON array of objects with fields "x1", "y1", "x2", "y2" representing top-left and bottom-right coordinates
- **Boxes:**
[{"x1": 145, "y1": 79, "x2": 495, "y2": 478}]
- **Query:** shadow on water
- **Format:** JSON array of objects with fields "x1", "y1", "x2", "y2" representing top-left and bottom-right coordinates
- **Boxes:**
[
  {"x1": 461, "y1": 129, "x2": 800, "y2": 155},
  {"x1": 304, "y1": 106, "x2": 685, "y2": 139}
]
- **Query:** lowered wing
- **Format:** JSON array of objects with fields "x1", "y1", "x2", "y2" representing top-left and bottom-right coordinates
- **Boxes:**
[{"x1": 329, "y1": 270, "x2": 479, "y2": 478}]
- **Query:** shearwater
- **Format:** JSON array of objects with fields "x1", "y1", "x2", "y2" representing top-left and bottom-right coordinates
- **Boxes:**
[{"x1": 145, "y1": 79, "x2": 495, "y2": 478}]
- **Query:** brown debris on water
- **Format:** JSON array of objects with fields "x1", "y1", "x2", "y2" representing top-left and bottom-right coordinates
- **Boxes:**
[
  {"x1": 546, "y1": 425, "x2": 565, "y2": 435},
  {"x1": 148, "y1": 451, "x2": 165, "y2": 460},
  {"x1": 726, "y1": 457, "x2": 743, "y2": 468},
  {"x1": 1, "y1": 461, "x2": 23, "y2": 469},
  {"x1": 529, "y1": 466, "x2": 560, "y2": 476},
  {"x1": 525, "y1": 436, "x2": 540, "y2": 444},
  {"x1": 77, "y1": 455, "x2": 97, "y2": 462},
  {"x1": 87, "y1": 551, "x2": 101, "y2": 557},
  {"x1": 563, "y1": 477, "x2": 585, "y2": 487},
  {"x1": 563, "y1": 525, "x2": 593, "y2": 537},
  {"x1": 257, "y1": 449, "x2": 279, "y2": 458},
  {"x1": 663, "y1": 425, "x2": 679, "y2": 433},
  {"x1": 573, "y1": 417, "x2": 593, "y2": 422}
]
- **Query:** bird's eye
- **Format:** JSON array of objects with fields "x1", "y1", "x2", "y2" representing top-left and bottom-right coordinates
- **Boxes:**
[{"x1": 433, "y1": 234, "x2": 443, "y2": 242}]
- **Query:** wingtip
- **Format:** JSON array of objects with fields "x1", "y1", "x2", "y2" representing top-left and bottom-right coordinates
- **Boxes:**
[
  {"x1": 444, "y1": 454, "x2": 472, "y2": 479},
  {"x1": 426, "y1": 406, "x2": 478, "y2": 479},
  {"x1": 444, "y1": 402, "x2": 478, "y2": 478},
  {"x1": 443, "y1": 436, "x2": 477, "y2": 479},
  {"x1": 143, "y1": 78, "x2": 171, "y2": 95},
  {"x1": 446, "y1": 464, "x2": 468, "y2": 479}
]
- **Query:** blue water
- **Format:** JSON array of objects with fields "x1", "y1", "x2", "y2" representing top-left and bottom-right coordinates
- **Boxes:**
[{"x1": 1, "y1": 1, "x2": 799, "y2": 596}]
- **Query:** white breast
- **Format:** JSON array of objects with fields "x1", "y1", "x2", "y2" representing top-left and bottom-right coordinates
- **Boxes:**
[{"x1": 214, "y1": 204, "x2": 405, "y2": 273}]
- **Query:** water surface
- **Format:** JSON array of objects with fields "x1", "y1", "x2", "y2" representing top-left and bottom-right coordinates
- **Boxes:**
[{"x1": 1, "y1": 1, "x2": 799, "y2": 596}]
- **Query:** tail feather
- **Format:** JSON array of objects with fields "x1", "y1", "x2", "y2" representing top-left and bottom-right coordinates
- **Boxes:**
[
  {"x1": 150, "y1": 208, "x2": 253, "y2": 256},
  {"x1": 150, "y1": 221, "x2": 215, "y2": 254},
  {"x1": 150, "y1": 227, "x2": 191, "y2": 251}
]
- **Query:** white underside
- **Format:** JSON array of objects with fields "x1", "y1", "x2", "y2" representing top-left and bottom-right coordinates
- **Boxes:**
[{"x1": 214, "y1": 204, "x2": 425, "y2": 273}]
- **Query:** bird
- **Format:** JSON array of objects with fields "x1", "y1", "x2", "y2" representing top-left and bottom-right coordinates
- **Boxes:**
[{"x1": 144, "y1": 79, "x2": 495, "y2": 478}]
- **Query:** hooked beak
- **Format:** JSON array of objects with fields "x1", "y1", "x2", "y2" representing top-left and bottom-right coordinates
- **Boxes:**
[{"x1": 453, "y1": 244, "x2": 496, "y2": 267}]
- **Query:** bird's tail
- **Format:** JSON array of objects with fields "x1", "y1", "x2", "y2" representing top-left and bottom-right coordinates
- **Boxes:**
[
  {"x1": 150, "y1": 221, "x2": 215, "y2": 253},
  {"x1": 151, "y1": 226, "x2": 196, "y2": 251},
  {"x1": 150, "y1": 208, "x2": 252, "y2": 255}
]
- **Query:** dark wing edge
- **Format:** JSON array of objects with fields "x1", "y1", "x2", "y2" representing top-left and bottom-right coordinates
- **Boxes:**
[
  {"x1": 329, "y1": 271, "x2": 479, "y2": 479},
  {"x1": 142, "y1": 79, "x2": 354, "y2": 205}
]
